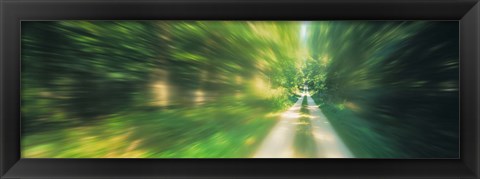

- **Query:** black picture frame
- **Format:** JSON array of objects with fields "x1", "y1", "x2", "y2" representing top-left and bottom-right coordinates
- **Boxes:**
[{"x1": 1, "y1": 0, "x2": 479, "y2": 178}]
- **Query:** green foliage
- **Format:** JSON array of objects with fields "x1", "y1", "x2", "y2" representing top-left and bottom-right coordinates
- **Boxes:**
[
  {"x1": 21, "y1": 21, "x2": 303, "y2": 158},
  {"x1": 21, "y1": 21, "x2": 459, "y2": 158},
  {"x1": 306, "y1": 21, "x2": 459, "y2": 158}
]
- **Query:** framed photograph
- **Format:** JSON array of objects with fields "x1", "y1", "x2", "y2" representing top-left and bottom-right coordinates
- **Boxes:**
[{"x1": 1, "y1": 0, "x2": 479, "y2": 178}]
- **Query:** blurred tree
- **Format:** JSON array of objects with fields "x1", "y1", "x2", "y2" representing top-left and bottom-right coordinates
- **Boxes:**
[{"x1": 306, "y1": 21, "x2": 459, "y2": 157}]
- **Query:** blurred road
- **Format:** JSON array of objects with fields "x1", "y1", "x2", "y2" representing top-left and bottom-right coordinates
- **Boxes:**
[
  {"x1": 306, "y1": 93, "x2": 353, "y2": 158},
  {"x1": 253, "y1": 86, "x2": 353, "y2": 158},
  {"x1": 253, "y1": 94, "x2": 305, "y2": 158}
]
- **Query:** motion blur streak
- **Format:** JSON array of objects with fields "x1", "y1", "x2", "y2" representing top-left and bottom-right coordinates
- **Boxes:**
[{"x1": 21, "y1": 21, "x2": 459, "y2": 158}]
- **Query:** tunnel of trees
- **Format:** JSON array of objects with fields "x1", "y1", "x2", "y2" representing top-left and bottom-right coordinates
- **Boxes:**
[{"x1": 21, "y1": 21, "x2": 458, "y2": 158}]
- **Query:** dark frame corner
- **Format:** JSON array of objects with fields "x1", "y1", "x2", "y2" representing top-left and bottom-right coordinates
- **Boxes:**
[{"x1": 1, "y1": 0, "x2": 479, "y2": 178}]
